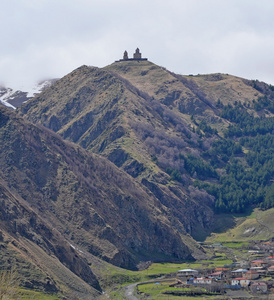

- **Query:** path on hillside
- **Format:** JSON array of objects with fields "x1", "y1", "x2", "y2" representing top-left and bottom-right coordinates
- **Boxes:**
[
  {"x1": 124, "y1": 283, "x2": 139, "y2": 300},
  {"x1": 124, "y1": 277, "x2": 171, "y2": 299}
]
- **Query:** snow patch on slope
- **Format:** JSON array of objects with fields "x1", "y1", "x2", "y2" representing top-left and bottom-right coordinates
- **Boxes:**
[
  {"x1": 0, "y1": 79, "x2": 57, "y2": 109},
  {"x1": 27, "y1": 80, "x2": 54, "y2": 98}
]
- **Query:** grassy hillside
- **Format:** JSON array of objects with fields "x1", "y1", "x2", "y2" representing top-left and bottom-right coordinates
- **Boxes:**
[
  {"x1": 19, "y1": 60, "x2": 274, "y2": 217},
  {"x1": 206, "y1": 208, "x2": 274, "y2": 243},
  {"x1": 18, "y1": 62, "x2": 216, "y2": 240},
  {"x1": 14, "y1": 59, "x2": 274, "y2": 296},
  {"x1": 0, "y1": 105, "x2": 209, "y2": 296}
]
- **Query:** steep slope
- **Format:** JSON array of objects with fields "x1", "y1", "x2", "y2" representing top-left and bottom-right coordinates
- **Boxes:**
[
  {"x1": 105, "y1": 61, "x2": 266, "y2": 132},
  {"x1": 18, "y1": 59, "x2": 274, "y2": 237},
  {"x1": 0, "y1": 183, "x2": 101, "y2": 299},
  {"x1": 0, "y1": 106, "x2": 200, "y2": 277},
  {"x1": 18, "y1": 62, "x2": 216, "y2": 239}
]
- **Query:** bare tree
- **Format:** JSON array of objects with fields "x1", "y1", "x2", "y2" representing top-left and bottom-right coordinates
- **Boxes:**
[{"x1": 0, "y1": 268, "x2": 20, "y2": 300}]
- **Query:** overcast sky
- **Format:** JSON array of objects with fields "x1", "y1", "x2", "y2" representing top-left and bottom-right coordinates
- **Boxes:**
[{"x1": 1, "y1": 0, "x2": 274, "y2": 90}]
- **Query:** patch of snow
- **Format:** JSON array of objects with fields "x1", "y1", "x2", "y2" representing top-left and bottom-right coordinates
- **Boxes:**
[
  {"x1": 69, "y1": 243, "x2": 84, "y2": 254},
  {"x1": 0, "y1": 99, "x2": 16, "y2": 109},
  {"x1": 0, "y1": 88, "x2": 14, "y2": 101},
  {"x1": 27, "y1": 80, "x2": 50, "y2": 97},
  {"x1": 244, "y1": 227, "x2": 255, "y2": 234},
  {"x1": 70, "y1": 243, "x2": 76, "y2": 249},
  {"x1": 0, "y1": 79, "x2": 56, "y2": 109},
  {"x1": 0, "y1": 87, "x2": 17, "y2": 109}
]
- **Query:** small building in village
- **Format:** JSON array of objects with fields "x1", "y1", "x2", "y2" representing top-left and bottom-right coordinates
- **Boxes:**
[
  {"x1": 256, "y1": 269, "x2": 267, "y2": 276},
  {"x1": 267, "y1": 265, "x2": 274, "y2": 274},
  {"x1": 177, "y1": 269, "x2": 198, "y2": 278},
  {"x1": 214, "y1": 267, "x2": 229, "y2": 272},
  {"x1": 208, "y1": 271, "x2": 223, "y2": 280},
  {"x1": 250, "y1": 282, "x2": 268, "y2": 293},
  {"x1": 231, "y1": 277, "x2": 250, "y2": 287},
  {"x1": 246, "y1": 270, "x2": 260, "y2": 280},
  {"x1": 231, "y1": 269, "x2": 248, "y2": 278},
  {"x1": 251, "y1": 260, "x2": 268, "y2": 268},
  {"x1": 193, "y1": 278, "x2": 212, "y2": 285}
]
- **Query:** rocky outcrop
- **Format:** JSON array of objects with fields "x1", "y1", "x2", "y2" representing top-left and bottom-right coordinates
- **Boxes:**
[{"x1": 1, "y1": 106, "x2": 199, "y2": 273}]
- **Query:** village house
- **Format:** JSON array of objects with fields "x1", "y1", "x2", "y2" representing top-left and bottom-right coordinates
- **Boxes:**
[
  {"x1": 231, "y1": 277, "x2": 250, "y2": 287},
  {"x1": 214, "y1": 267, "x2": 229, "y2": 272},
  {"x1": 248, "y1": 250, "x2": 260, "y2": 255},
  {"x1": 250, "y1": 282, "x2": 268, "y2": 293},
  {"x1": 256, "y1": 269, "x2": 267, "y2": 276},
  {"x1": 177, "y1": 269, "x2": 198, "y2": 278},
  {"x1": 214, "y1": 267, "x2": 231, "y2": 280},
  {"x1": 267, "y1": 265, "x2": 274, "y2": 274},
  {"x1": 208, "y1": 271, "x2": 223, "y2": 280},
  {"x1": 193, "y1": 278, "x2": 212, "y2": 285},
  {"x1": 246, "y1": 270, "x2": 259, "y2": 280},
  {"x1": 250, "y1": 266, "x2": 264, "y2": 271},
  {"x1": 231, "y1": 268, "x2": 248, "y2": 278},
  {"x1": 251, "y1": 260, "x2": 268, "y2": 268}
]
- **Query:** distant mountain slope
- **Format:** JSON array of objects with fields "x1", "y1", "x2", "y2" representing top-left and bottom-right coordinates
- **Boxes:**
[
  {"x1": 19, "y1": 60, "x2": 274, "y2": 229},
  {"x1": 0, "y1": 79, "x2": 57, "y2": 109},
  {"x1": 19, "y1": 62, "x2": 217, "y2": 239},
  {"x1": 0, "y1": 106, "x2": 202, "y2": 279}
]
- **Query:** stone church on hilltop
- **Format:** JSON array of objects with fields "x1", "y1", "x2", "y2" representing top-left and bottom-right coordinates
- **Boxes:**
[{"x1": 118, "y1": 48, "x2": 148, "y2": 61}]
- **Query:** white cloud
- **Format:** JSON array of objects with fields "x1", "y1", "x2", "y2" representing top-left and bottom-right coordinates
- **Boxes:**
[{"x1": 1, "y1": 0, "x2": 274, "y2": 89}]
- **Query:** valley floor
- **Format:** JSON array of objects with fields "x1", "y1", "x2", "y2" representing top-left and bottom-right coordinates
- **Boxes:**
[{"x1": 101, "y1": 208, "x2": 274, "y2": 300}]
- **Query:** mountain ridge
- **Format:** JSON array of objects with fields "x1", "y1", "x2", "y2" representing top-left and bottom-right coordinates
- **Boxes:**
[
  {"x1": 18, "y1": 59, "x2": 274, "y2": 226},
  {"x1": 19, "y1": 62, "x2": 216, "y2": 237},
  {"x1": 0, "y1": 105, "x2": 207, "y2": 297},
  {"x1": 3, "y1": 58, "x2": 273, "y2": 297}
]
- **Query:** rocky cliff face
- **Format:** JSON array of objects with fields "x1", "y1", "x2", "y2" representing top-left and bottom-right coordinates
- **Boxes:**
[
  {"x1": 0, "y1": 164, "x2": 100, "y2": 298},
  {"x1": 0, "y1": 107, "x2": 202, "y2": 278}
]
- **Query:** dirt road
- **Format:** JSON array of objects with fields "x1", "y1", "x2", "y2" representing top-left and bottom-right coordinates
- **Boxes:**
[{"x1": 124, "y1": 283, "x2": 139, "y2": 300}]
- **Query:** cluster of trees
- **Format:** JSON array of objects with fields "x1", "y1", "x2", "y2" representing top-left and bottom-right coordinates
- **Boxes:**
[
  {"x1": 191, "y1": 116, "x2": 218, "y2": 137},
  {"x1": 180, "y1": 154, "x2": 218, "y2": 179},
  {"x1": 197, "y1": 102, "x2": 274, "y2": 213},
  {"x1": 253, "y1": 96, "x2": 274, "y2": 113},
  {"x1": 132, "y1": 95, "x2": 273, "y2": 214},
  {"x1": 209, "y1": 139, "x2": 242, "y2": 163},
  {"x1": 131, "y1": 118, "x2": 218, "y2": 183},
  {"x1": 221, "y1": 103, "x2": 274, "y2": 137}
]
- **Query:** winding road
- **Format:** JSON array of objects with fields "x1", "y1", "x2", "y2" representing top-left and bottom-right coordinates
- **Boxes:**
[{"x1": 124, "y1": 283, "x2": 139, "y2": 300}]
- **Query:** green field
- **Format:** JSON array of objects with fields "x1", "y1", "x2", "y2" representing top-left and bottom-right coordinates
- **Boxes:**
[
  {"x1": 102, "y1": 208, "x2": 274, "y2": 299},
  {"x1": 206, "y1": 208, "x2": 274, "y2": 243},
  {"x1": 19, "y1": 289, "x2": 61, "y2": 299},
  {"x1": 137, "y1": 282, "x2": 225, "y2": 300}
]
